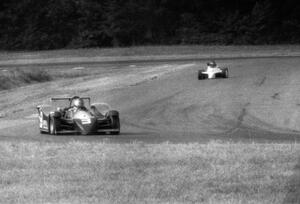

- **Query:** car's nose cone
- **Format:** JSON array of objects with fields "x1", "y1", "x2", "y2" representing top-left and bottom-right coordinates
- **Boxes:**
[
  {"x1": 73, "y1": 110, "x2": 96, "y2": 134},
  {"x1": 74, "y1": 118, "x2": 97, "y2": 134}
]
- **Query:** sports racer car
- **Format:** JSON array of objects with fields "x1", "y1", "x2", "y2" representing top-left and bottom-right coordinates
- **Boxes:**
[
  {"x1": 198, "y1": 61, "x2": 229, "y2": 80},
  {"x1": 37, "y1": 96, "x2": 120, "y2": 135}
]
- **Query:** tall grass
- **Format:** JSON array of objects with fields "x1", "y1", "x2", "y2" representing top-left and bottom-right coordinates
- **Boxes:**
[
  {"x1": 0, "y1": 141, "x2": 299, "y2": 204},
  {"x1": 0, "y1": 68, "x2": 52, "y2": 90},
  {"x1": 0, "y1": 68, "x2": 92, "y2": 90}
]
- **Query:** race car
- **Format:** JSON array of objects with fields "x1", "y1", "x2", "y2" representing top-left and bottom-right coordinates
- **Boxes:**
[
  {"x1": 198, "y1": 61, "x2": 229, "y2": 80},
  {"x1": 37, "y1": 96, "x2": 120, "y2": 135}
]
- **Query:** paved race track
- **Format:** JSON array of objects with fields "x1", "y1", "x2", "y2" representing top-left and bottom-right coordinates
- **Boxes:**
[{"x1": 0, "y1": 57, "x2": 300, "y2": 143}]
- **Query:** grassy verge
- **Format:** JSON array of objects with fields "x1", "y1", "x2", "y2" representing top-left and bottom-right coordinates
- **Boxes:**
[
  {"x1": 0, "y1": 68, "x2": 52, "y2": 90},
  {"x1": 1, "y1": 45, "x2": 300, "y2": 60},
  {"x1": 0, "y1": 68, "x2": 95, "y2": 90},
  {"x1": 0, "y1": 141, "x2": 299, "y2": 204}
]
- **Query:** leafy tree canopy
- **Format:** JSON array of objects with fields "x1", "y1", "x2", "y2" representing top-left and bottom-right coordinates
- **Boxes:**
[{"x1": 0, "y1": 0, "x2": 299, "y2": 50}]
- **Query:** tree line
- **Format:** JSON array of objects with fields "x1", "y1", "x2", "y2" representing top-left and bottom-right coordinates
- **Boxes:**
[{"x1": 0, "y1": 0, "x2": 299, "y2": 50}]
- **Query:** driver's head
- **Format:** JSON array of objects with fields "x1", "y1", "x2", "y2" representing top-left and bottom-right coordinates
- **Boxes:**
[
  {"x1": 73, "y1": 98, "x2": 84, "y2": 108},
  {"x1": 207, "y1": 60, "x2": 217, "y2": 67}
]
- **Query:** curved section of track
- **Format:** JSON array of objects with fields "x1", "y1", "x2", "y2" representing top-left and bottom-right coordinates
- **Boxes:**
[{"x1": 0, "y1": 57, "x2": 300, "y2": 143}]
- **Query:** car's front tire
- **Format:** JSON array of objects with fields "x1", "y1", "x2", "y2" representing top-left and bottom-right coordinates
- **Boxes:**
[{"x1": 49, "y1": 118, "x2": 57, "y2": 135}]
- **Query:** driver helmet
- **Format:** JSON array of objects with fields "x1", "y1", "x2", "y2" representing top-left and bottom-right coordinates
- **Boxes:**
[
  {"x1": 207, "y1": 60, "x2": 217, "y2": 67},
  {"x1": 73, "y1": 98, "x2": 84, "y2": 108}
]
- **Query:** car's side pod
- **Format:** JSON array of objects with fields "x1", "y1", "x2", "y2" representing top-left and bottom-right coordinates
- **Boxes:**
[
  {"x1": 107, "y1": 110, "x2": 119, "y2": 117},
  {"x1": 50, "y1": 111, "x2": 62, "y2": 118}
]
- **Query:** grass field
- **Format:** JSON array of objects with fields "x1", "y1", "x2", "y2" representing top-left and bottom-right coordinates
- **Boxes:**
[{"x1": 0, "y1": 141, "x2": 299, "y2": 204}]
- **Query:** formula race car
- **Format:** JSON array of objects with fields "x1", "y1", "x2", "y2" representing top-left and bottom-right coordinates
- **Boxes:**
[
  {"x1": 198, "y1": 61, "x2": 229, "y2": 80},
  {"x1": 37, "y1": 96, "x2": 120, "y2": 135}
]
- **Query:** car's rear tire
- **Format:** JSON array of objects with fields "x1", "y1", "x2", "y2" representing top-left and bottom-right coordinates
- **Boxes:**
[
  {"x1": 49, "y1": 118, "x2": 57, "y2": 135},
  {"x1": 198, "y1": 71, "x2": 206, "y2": 80},
  {"x1": 111, "y1": 116, "x2": 120, "y2": 135}
]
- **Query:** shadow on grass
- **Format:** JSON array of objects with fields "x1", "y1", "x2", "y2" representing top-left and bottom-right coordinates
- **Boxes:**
[{"x1": 283, "y1": 157, "x2": 300, "y2": 204}]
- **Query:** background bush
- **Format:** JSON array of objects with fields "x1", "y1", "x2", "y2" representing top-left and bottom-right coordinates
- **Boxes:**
[{"x1": 0, "y1": 0, "x2": 299, "y2": 50}]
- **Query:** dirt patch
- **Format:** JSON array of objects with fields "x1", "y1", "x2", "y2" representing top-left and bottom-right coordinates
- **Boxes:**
[
  {"x1": 257, "y1": 76, "x2": 267, "y2": 86},
  {"x1": 237, "y1": 103, "x2": 251, "y2": 126},
  {"x1": 272, "y1": 93, "x2": 280, "y2": 100}
]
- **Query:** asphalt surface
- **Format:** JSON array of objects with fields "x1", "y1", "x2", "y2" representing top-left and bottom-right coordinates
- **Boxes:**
[{"x1": 0, "y1": 57, "x2": 300, "y2": 143}]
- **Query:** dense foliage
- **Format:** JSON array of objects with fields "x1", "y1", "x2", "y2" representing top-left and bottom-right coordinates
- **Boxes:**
[{"x1": 1, "y1": 0, "x2": 300, "y2": 50}]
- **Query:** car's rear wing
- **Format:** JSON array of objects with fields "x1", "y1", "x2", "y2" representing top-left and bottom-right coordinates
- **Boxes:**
[
  {"x1": 51, "y1": 97, "x2": 91, "y2": 106},
  {"x1": 51, "y1": 97, "x2": 90, "y2": 101}
]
